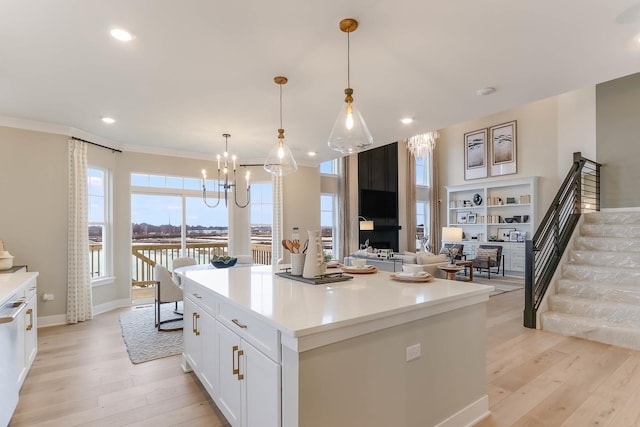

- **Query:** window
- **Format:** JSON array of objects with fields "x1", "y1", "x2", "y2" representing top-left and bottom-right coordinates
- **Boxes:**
[
  {"x1": 88, "y1": 166, "x2": 112, "y2": 285},
  {"x1": 320, "y1": 159, "x2": 338, "y2": 175},
  {"x1": 321, "y1": 193, "x2": 337, "y2": 259},
  {"x1": 250, "y1": 182, "x2": 273, "y2": 244},
  {"x1": 416, "y1": 154, "x2": 432, "y2": 251}
]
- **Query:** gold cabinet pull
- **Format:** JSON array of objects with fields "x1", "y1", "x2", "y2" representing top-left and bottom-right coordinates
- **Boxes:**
[
  {"x1": 232, "y1": 318, "x2": 248, "y2": 329},
  {"x1": 193, "y1": 312, "x2": 200, "y2": 336},
  {"x1": 237, "y1": 349, "x2": 244, "y2": 380},
  {"x1": 26, "y1": 308, "x2": 33, "y2": 331},
  {"x1": 232, "y1": 345, "x2": 240, "y2": 376}
]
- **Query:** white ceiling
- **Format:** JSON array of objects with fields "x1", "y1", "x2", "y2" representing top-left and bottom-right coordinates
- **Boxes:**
[{"x1": 1, "y1": 1, "x2": 640, "y2": 165}]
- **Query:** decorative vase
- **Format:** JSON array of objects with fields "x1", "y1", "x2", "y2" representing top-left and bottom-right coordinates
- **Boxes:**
[{"x1": 303, "y1": 230, "x2": 326, "y2": 278}]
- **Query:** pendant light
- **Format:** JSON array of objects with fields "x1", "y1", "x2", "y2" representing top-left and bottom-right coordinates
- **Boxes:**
[
  {"x1": 328, "y1": 18, "x2": 373, "y2": 154},
  {"x1": 264, "y1": 76, "x2": 298, "y2": 176}
]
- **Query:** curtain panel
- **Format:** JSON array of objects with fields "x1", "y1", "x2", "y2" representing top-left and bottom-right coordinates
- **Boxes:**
[{"x1": 67, "y1": 139, "x2": 93, "y2": 323}]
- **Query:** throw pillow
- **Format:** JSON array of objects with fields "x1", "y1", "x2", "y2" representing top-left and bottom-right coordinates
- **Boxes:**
[
  {"x1": 476, "y1": 248, "x2": 498, "y2": 261},
  {"x1": 417, "y1": 253, "x2": 448, "y2": 265}
]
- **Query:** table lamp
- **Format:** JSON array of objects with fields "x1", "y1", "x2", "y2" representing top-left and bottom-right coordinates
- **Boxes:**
[{"x1": 441, "y1": 226, "x2": 463, "y2": 266}]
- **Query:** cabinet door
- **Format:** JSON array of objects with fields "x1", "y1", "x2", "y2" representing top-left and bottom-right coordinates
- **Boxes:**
[
  {"x1": 217, "y1": 322, "x2": 242, "y2": 426},
  {"x1": 242, "y1": 339, "x2": 281, "y2": 427},
  {"x1": 200, "y1": 310, "x2": 218, "y2": 398},
  {"x1": 23, "y1": 291, "x2": 37, "y2": 372},
  {"x1": 183, "y1": 298, "x2": 201, "y2": 373}
]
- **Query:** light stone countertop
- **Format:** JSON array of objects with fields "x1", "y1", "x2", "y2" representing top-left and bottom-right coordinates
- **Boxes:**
[
  {"x1": 0, "y1": 272, "x2": 39, "y2": 306},
  {"x1": 178, "y1": 265, "x2": 494, "y2": 339}
]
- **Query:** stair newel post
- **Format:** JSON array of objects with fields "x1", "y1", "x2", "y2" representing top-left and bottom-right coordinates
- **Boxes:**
[{"x1": 524, "y1": 239, "x2": 536, "y2": 328}]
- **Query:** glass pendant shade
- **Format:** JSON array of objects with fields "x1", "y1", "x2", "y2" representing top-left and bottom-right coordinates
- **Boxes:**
[
  {"x1": 264, "y1": 138, "x2": 297, "y2": 176},
  {"x1": 328, "y1": 99, "x2": 373, "y2": 154},
  {"x1": 265, "y1": 75, "x2": 297, "y2": 176}
]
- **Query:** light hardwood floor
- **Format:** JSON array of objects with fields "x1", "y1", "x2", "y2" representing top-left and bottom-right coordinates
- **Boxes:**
[{"x1": 11, "y1": 291, "x2": 640, "y2": 426}]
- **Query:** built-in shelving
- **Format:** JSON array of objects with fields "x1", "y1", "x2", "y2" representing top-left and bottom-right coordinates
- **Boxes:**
[{"x1": 445, "y1": 177, "x2": 538, "y2": 276}]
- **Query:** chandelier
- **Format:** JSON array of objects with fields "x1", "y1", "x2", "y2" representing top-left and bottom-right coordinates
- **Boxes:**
[
  {"x1": 407, "y1": 131, "x2": 439, "y2": 158},
  {"x1": 201, "y1": 133, "x2": 250, "y2": 208},
  {"x1": 327, "y1": 18, "x2": 373, "y2": 154}
]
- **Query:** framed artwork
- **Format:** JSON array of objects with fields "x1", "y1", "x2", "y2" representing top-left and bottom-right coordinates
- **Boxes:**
[
  {"x1": 490, "y1": 120, "x2": 517, "y2": 176},
  {"x1": 497, "y1": 227, "x2": 516, "y2": 241},
  {"x1": 456, "y1": 211, "x2": 469, "y2": 224},
  {"x1": 467, "y1": 213, "x2": 477, "y2": 224},
  {"x1": 509, "y1": 231, "x2": 519, "y2": 242},
  {"x1": 464, "y1": 128, "x2": 488, "y2": 180}
]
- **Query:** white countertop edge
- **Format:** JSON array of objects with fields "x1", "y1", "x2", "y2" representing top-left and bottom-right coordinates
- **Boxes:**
[
  {"x1": 282, "y1": 290, "x2": 492, "y2": 352},
  {"x1": 0, "y1": 272, "x2": 39, "y2": 305}
]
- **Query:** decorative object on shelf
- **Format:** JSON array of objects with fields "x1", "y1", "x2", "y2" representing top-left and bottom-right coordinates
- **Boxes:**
[
  {"x1": 303, "y1": 230, "x2": 327, "y2": 278},
  {"x1": 201, "y1": 133, "x2": 250, "y2": 208},
  {"x1": 497, "y1": 227, "x2": 516, "y2": 241},
  {"x1": 509, "y1": 231, "x2": 519, "y2": 242},
  {"x1": 456, "y1": 211, "x2": 470, "y2": 224},
  {"x1": 441, "y1": 226, "x2": 463, "y2": 265},
  {"x1": 264, "y1": 76, "x2": 298, "y2": 176},
  {"x1": 328, "y1": 18, "x2": 373, "y2": 154},
  {"x1": 490, "y1": 120, "x2": 517, "y2": 176},
  {"x1": 473, "y1": 193, "x2": 483, "y2": 206},
  {"x1": 464, "y1": 128, "x2": 488, "y2": 180},
  {"x1": 407, "y1": 131, "x2": 439, "y2": 158},
  {"x1": 467, "y1": 213, "x2": 477, "y2": 224},
  {"x1": 358, "y1": 216, "x2": 374, "y2": 230},
  {"x1": 506, "y1": 197, "x2": 517, "y2": 204},
  {"x1": 211, "y1": 256, "x2": 238, "y2": 268}
]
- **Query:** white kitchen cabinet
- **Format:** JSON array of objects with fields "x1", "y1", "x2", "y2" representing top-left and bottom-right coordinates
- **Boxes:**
[
  {"x1": 217, "y1": 321, "x2": 281, "y2": 427},
  {"x1": 183, "y1": 293, "x2": 218, "y2": 398},
  {"x1": 14, "y1": 274, "x2": 37, "y2": 388},
  {"x1": 182, "y1": 279, "x2": 280, "y2": 427}
]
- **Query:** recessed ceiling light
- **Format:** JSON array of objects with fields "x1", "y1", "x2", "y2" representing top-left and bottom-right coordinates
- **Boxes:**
[
  {"x1": 110, "y1": 28, "x2": 135, "y2": 42},
  {"x1": 476, "y1": 87, "x2": 496, "y2": 96},
  {"x1": 308, "y1": 151, "x2": 317, "y2": 157},
  {"x1": 101, "y1": 117, "x2": 116, "y2": 124},
  {"x1": 401, "y1": 117, "x2": 414, "y2": 124}
]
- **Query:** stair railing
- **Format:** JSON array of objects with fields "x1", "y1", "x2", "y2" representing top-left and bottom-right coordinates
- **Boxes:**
[{"x1": 524, "y1": 152, "x2": 601, "y2": 328}]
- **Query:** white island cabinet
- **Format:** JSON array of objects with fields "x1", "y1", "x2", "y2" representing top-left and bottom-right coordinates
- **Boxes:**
[{"x1": 179, "y1": 265, "x2": 493, "y2": 427}]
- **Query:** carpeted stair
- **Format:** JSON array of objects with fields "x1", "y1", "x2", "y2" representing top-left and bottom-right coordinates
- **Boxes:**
[{"x1": 541, "y1": 211, "x2": 640, "y2": 350}]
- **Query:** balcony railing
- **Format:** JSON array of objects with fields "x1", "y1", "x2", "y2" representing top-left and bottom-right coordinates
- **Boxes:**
[{"x1": 89, "y1": 242, "x2": 272, "y2": 290}]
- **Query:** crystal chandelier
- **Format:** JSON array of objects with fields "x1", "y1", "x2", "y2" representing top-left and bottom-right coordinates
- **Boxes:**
[
  {"x1": 407, "y1": 131, "x2": 439, "y2": 158},
  {"x1": 327, "y1": 18, "x2": 373, "y2": 154},
  {"x1": 201, "y1": 133, "x2": 250, "y2": 208}
]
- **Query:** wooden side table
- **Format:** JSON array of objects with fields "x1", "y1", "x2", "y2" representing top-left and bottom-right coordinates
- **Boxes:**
[
  {"x1": 438, "y1": 265, "x2": 464, "y2": 280},
  {"x1": 455, "y1": 260, "x2": 473, "y2": 282}
]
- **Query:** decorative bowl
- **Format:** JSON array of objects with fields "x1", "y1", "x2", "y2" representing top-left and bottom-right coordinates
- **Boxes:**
[
  {"x1": 0, "y1": 256, "x2": 14, "y2": 271},
  {"x1": 211, "y1": 257, "x2": 237, "y2": 268},
  {"x1": 504, "y1": 217, "x2": 516, "y2": 223}
]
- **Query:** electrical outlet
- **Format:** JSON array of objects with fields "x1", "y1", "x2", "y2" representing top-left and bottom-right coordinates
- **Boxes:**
[
  {"x1": 406, "y1": 343, "x2": 421, "y2": 362},
  {"x1": 42, "y1": 293, "x2": 54, "y2": 301}
]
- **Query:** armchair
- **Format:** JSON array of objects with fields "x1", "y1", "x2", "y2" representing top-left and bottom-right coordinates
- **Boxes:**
[
  {"x1": 473, "y1": 245, "x2": 504, "y2": 279},
  {"x1": 154, "y1": 264, "x2": 183, "y2": 331}
]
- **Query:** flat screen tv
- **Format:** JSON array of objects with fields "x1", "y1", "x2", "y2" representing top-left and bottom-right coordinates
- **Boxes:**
[{"x1": 360, "y1": 189, "x2": 397, "y2": 220}]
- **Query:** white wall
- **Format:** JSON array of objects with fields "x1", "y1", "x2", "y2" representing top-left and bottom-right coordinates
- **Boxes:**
[{"x1": 557, "y1": 87, "x2": 597, "y2": 175}]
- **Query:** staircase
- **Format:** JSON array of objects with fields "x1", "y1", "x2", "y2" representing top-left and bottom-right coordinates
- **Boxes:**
[{"x1": 540, "y1": 211, "x2": 640, "y2": 350}]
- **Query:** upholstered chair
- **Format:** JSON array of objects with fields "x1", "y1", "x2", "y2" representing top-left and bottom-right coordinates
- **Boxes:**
[
  {"x1": 474, "y1": 245, "x2": 504, "y2": 279},
  {"x1": 154, "y1": 264, "x2": 183, "y2": 331}
]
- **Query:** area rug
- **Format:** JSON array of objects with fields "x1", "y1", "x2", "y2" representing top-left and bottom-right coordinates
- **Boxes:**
[
  {"x1": 119, "y1": 303, "x2": 183, "y2": 364},
  {"x1": 472, "y1": 275, "x2": 524, "y2": 296}
]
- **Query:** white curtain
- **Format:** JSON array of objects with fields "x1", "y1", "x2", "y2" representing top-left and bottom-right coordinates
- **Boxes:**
[
  {"x1": 272, "y1": 174, "x2": 284, "y2": 265},
  {"x1": 404, "y1": 141, "x2": 417, "y2": 250},
  {"x1": 67, "y1": 139, "x2": 93, "y2": 323}
]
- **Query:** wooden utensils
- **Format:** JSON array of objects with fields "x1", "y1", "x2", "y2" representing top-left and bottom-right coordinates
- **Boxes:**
[{"x1": 282, "y1": 239, "x2": 306, "y2": 254}]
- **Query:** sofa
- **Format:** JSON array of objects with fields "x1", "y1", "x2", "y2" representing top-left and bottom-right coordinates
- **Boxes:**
[{"x1": 391, "y1": 251, "x2": 449, "y2": 278}]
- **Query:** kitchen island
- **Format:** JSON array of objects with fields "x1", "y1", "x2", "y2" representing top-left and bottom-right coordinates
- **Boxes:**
[{"x1": 178, "y1": 265, "x2": 493, "y2": 427}]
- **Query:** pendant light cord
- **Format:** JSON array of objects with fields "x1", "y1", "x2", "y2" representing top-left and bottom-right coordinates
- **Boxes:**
[
  {"x1": 347, "y1": 30, "x2": 351, "y2": 88},
  {"x1": 279, "y1": 83, "x2": 283, "y2": 129}
]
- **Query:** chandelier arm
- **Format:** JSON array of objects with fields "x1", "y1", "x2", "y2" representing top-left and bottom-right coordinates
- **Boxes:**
[
  {"x1": 202, "y1": 185, "x2": 222, "y2": 208},
  {"x1": 234, "y1": 184, "x2": 251, "y2": 208}
]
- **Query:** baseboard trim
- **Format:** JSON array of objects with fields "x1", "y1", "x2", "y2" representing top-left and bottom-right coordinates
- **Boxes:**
[
  {"x1": 38, "y1": 298, "x2": 133, "y2": 328},
  {"x1": 435, "y1": 395, "x2": 489, "y2": 427}
]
